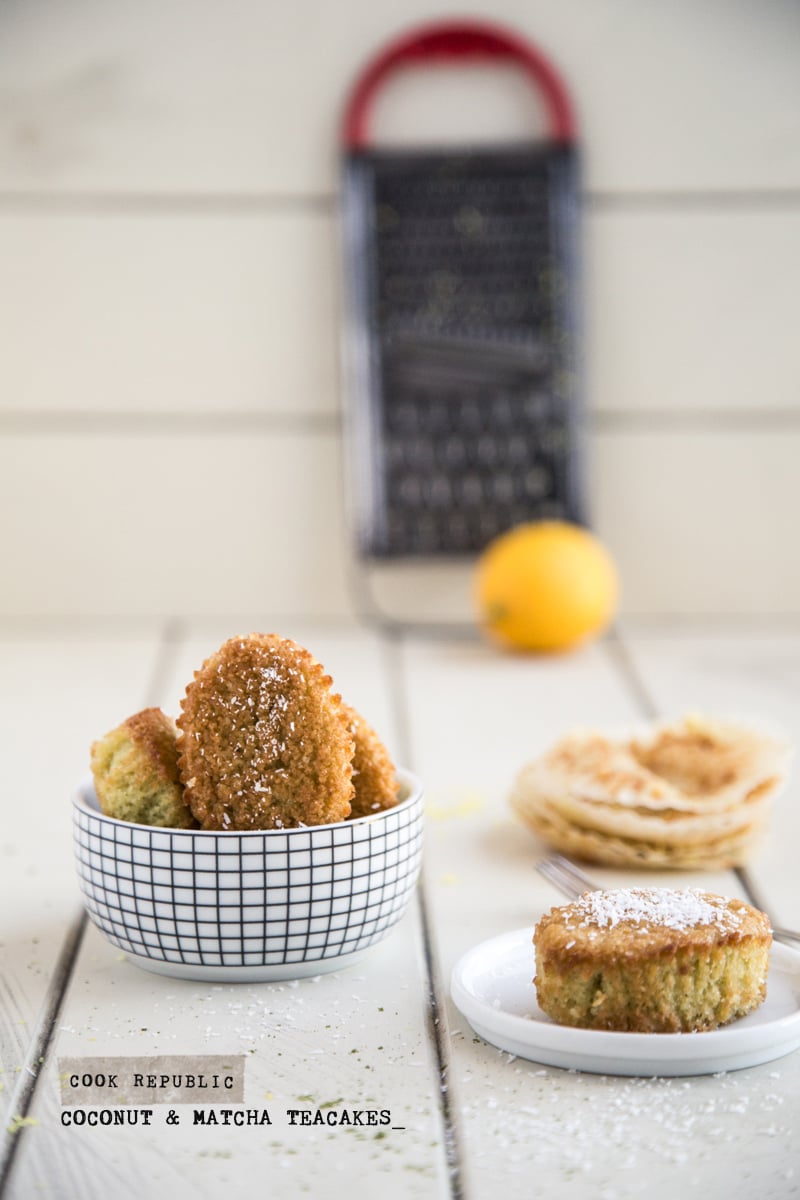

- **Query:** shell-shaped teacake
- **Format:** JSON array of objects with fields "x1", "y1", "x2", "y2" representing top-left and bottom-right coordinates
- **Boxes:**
[
  {"x1": 343, "y1": 703, "x2": 400, "y2": 819},
  {"x1": 91, "y1": 707, "x2": 197, "y2": 829},
  {"x1": 176, "y1": 633, "x2": 354, "y2": 830}
]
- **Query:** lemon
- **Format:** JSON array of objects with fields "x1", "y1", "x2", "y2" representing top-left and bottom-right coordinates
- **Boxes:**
[{"x1": 475, "y1": 521, "x2": 619, "y2": 652}]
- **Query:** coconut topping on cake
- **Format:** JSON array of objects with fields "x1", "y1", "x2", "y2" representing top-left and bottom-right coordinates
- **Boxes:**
[{"x1": 566, "y1": 887, "x2": 743, "y2": 934}]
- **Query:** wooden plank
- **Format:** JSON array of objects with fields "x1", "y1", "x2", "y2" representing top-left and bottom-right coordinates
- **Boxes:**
[
  {"x1": 2, "y1": 207, "x2": 799, "y2": 420},
  {"x1": 617, "y1": 623, "x2": 800, "y2": 929},
  {"x1": 592, "y1": 429, "x2": 800, "y2": 614},
  {"x1": 6, "y1": 623, "x2": 451, "y2": 1199},
  {"x1": 0, "y1": 212, "x2": 338, "y2": 417},
  {"x1": 400, "y1": 632, "x2": 798, "y2": 1200},
  {"x1": 6, "y1": 623, "x2": 800, "y2": 1196},
  {"x1": 589, "y1": 209, "x2": 800, "y2": 415},
  {"x1": 0, "y1": 1, "x2": 798, "y2": 194},
  {"x1": 0, "y1": 626, "x2": 164, "y2": 1122},
  {"x1": 7, "y1": 920, "x2": 449, "y2": 1200},
  {"x1": 0, "y1": 433, "x2": 352, "y2": 618},
  {"x1": 4, "y1": 427, "x2": 800, "y2": 621}
]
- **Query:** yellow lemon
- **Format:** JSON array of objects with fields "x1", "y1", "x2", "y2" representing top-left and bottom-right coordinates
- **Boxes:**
[{"x1": 475, "y1": 521, "x2": 619, "y2": 652}]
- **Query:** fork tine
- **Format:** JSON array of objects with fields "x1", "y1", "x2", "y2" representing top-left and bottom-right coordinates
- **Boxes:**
[
  {"x1": 548, "y1": 853, "x2": 602, "y2": 893},
  {"x1": 535, "y1": 855, "x2": 591, "y2": 900},
  {"x1": 536, "y1": 852, "x2": 609, "y2": 903},
  {"x1": 772, "y1": 926, "x2": 800, "y2": 945}
]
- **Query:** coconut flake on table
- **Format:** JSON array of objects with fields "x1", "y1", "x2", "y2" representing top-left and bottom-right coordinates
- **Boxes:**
[{"x1": 567, "y1": 888, "x2": 742, "y2": 932}]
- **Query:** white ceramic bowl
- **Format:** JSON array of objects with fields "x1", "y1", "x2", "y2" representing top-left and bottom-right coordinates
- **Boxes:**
[{"x1": 72, "y1": 769, "x2": 424, "y2": 981}]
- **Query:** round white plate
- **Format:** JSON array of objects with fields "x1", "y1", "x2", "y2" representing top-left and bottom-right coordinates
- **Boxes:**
[{"x1": 451, "y1": 928, "x2": 800, "y2": 1077}]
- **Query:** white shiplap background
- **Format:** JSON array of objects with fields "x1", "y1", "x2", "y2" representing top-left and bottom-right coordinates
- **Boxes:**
[{"x1": 1, "y1": 0, "x2": 799, "y2": 619}]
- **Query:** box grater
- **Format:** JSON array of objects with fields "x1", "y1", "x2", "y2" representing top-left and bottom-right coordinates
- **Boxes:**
[{"x1": 341, "y1": 21, "x2": 584, "y2": 624}]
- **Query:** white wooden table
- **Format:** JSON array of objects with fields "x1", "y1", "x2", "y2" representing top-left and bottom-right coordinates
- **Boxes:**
[{"x1": 1, "y1": 619, "x2": 799, "y2": 1199}]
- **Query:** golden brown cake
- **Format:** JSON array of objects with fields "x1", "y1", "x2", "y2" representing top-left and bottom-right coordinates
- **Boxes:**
[
  {"x1": 511, "y1": 715, "x2": 790, "y2": 869},
  {"x1": 177, "y1": 633, "x2": 354, "y2": 830},
  {"x1": 344, "y1": 703, "x2": 400, "y2": 818},
  {"x1": 534, "y1": 887, "x2": 771, "y2": 1032},
  {"x1": 91, "y1": 708, "x2": 196, "y2": 829}
]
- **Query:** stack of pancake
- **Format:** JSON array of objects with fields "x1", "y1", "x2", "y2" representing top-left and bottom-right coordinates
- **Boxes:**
[{"x1": 511, "y1": 714, "x2": 791, "y2": 869}]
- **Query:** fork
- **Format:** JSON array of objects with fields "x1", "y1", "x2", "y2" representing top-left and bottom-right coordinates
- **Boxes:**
[{"x1": 535, "y1": 852, "x2": 800, "y2": 948}]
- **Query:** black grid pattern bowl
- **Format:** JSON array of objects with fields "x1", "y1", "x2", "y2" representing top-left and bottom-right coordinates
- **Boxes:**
[{"x1": 72, "y1": 769, "x2": 424, "y2": 981}]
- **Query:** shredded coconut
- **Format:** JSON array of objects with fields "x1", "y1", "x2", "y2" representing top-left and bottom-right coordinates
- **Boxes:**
[{"x1": 568, "y1": 888, "x2": 740, "y2": 933}]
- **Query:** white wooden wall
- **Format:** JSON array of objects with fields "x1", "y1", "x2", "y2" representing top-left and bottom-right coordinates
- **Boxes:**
[{"x1": 2, "y1": 0, "x2": 799, "y2": 618}]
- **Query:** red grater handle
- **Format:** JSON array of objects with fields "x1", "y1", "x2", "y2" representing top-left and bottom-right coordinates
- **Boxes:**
[{"x1": 343, "y1": 20, "x2": 577, "y2": 149}]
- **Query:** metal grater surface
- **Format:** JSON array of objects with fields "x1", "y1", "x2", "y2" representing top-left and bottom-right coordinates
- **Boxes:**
[{"x1": 347, "y1": 143, "x2": 583, "y2": 558}]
